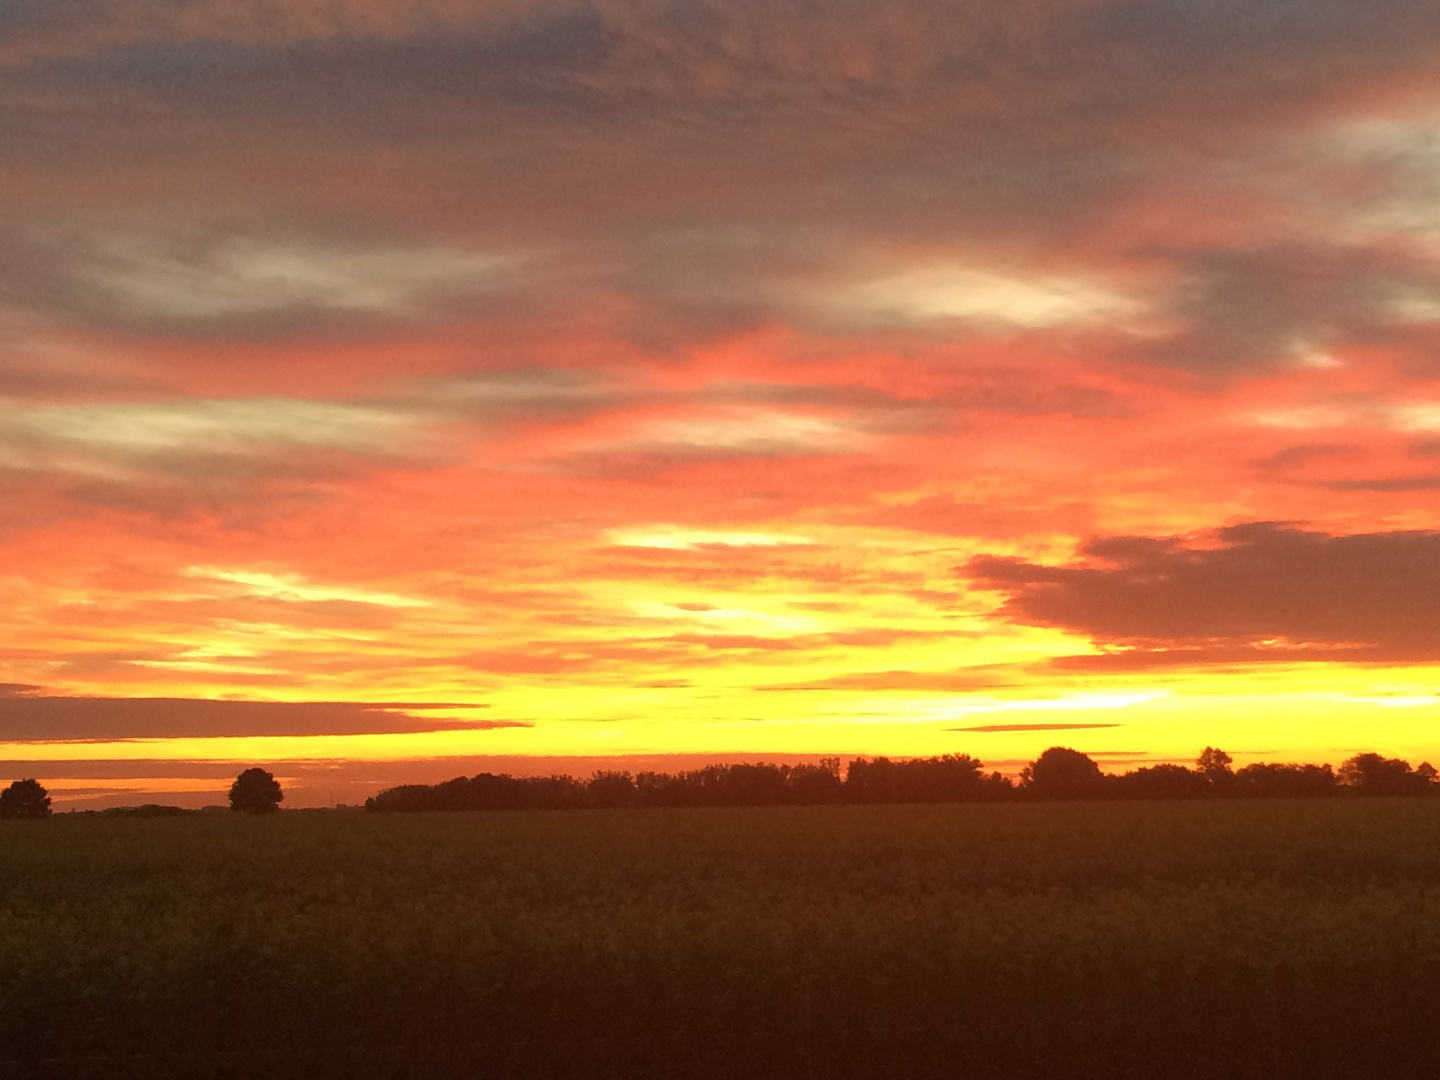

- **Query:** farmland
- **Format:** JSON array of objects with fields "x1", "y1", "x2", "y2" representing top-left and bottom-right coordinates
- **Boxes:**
[{"x1": 3, "y1": 800, "x2": 1440, "y2": 1073}]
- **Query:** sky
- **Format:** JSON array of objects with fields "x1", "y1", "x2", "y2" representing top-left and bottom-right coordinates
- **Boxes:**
[{"x1": 3, "y1": 0, "x2": 1440, "y2": 807}]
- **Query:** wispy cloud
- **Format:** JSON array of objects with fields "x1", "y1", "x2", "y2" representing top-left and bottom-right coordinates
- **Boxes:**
[
  {"x1": 73, "y1": 232, "x2": 518, "y2": 320},
  {"x1": 184, "y1": 567, "x2": 433, "y2": 609}
]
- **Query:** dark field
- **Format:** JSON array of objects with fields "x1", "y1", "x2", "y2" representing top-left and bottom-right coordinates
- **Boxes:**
[{"x1": 4, "y1": 799, "x2": 1440, "y2": 1076}]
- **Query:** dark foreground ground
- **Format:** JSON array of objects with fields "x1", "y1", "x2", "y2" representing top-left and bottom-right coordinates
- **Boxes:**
[{"x1": 2, "y1": 799, "x2": 1439, "y2": 1077}]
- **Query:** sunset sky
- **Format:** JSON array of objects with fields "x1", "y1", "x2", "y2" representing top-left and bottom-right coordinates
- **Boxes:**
[{"x1": 3, "y1": 0, "x2": 1440, "y2": 806}]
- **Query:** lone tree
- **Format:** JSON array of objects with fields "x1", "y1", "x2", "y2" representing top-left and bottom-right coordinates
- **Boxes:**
[
  {"x1": 229, "y1": 768, "x2": 283, "y2": 813},
  {"x1": 0, "y1": 778, "x2": 51, "y2": 819}
]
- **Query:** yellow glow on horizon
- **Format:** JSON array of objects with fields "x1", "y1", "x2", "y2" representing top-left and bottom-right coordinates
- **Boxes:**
[
  {"x1": 39, "y1": 777, "x2": 231, "y2": 793},
  {"x1": 5, "y1": 673, "x2": 1438, "y2": 778}
]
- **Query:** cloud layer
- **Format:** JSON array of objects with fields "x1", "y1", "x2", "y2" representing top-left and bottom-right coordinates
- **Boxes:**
[
  {"x1": 3, "y1": 1, "x2": 1440, "y2": 798},
  {"x1": 966, "y1": 525, "x2": 1440, "y2": 665},
  {"x1": 0, "y1": 685, "x2": 503, "y2": 740}
]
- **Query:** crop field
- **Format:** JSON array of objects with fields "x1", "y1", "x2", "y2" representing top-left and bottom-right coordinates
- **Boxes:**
[{"x1": 3, "y1": 799, "x2": 1440, "y2": 1075}]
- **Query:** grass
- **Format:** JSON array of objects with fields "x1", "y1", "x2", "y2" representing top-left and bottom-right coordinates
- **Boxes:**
[{"x1": 2, "y1": 799, "x2": 1440, "y2": 1048}]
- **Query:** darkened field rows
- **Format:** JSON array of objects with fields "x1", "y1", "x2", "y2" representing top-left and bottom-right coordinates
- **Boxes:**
[
  {"x1": 3, "y1": 961, "x2": 1438, "y2": 1079},
  {"x1": 2, "y1": 801, "x2": 1439, "y2": 1071}
]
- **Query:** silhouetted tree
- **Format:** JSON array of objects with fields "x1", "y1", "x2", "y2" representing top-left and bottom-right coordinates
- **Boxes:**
[
  {"x1": 982, "y1": 771, "x2": 1016, "y2": 797},
  {"x1": 1234, "y1": 762, "x2": 1336, "y2": 798},
  {"x1": 0, "y1": 778, "x2": 51, "y2": 819},
  {"x1": 633, "y1": 770, "x2": 693, "y2": 807},
  {"x1": 229, "y1": 767, "x2": 283, "y2": 813},
  {"x1": 587, "y1": 770, "x2": 639, "y2": 808},
  {"x1": 690, "y1": 763, "x2": 792, "y2": 805},
  {"x1": 899, "y1": 754, "x2": 987, "y2": 801},
  {"x1": 1114, "y1": 763, "x2": 1211, "y2": 800},
  {"x1": 103, "y1": 804, "x2": 189, "y2": 818},
  {"x1": 787, "y1": 758, "x2": 843, "y2": 803},
  {"x1": 404, "y1": 772, "x2": 586, "y2": 811},
  {"x1": 1196, "y1": 747, "x2": 1235, "y2": 792},
  {"x1": 1338, "y1": 753, "x2": 1426, "y2": 795},
  {"x1": 1022, "y1": 747, "x2": 1105, "y2": 799},
  {"x1": 365, "y1": 783, "x2": 435, "y2": 812},
  {"x1": 844, "y1": 754, "x2": 989, "y2": 803},
  {"x1": 364, "y1": 749, "x2": 1440, "y2": 812},
  {"x1": 516, "y1": 775, "x2": 587, "y2": 809}
]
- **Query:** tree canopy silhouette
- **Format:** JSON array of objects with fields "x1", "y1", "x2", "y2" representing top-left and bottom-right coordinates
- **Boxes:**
[
  {"x1": 1338, "y1": 753, "x2": 1428, "y2": 795},
  {"x1": 1022, "y1": 747, "x2": 1105, "y2": 800},
  {"x1": 362, "y1": 747, "x2": 1438, "y2": 813},
  {"x1": 1113, "y1": 763, "x2": 1210, "y2": 800},
  {"x1": 1233, "y1": 762, "x2": 1337, "y2": 798},
  {"x1": 229, "y1": 768, "x2": 284, "y2": 814},
  {"x1": 1197, "y1": 747, "x2": 1235, "y2": 790},
  {"x1": 0, "y1": 778, "x2": 51, "y2": 819}
]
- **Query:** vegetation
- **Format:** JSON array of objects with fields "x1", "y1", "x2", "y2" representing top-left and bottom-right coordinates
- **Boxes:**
[
  {"x1": 229, "y1": 768, "x2": 283, "y2": 814},
  {"x1": 364, "y1": 747, "x2": 1438, "y2": 812},
  {"x1": 2, "y1": 798, "x2": 1440, "y2": 1053},
  {"x1": 1020, "y1": 746, "x2": 1105, "y2": 799},
  {"x1": 366, "y1": 755, "x2": 1019, "y2": 811},
  {"x1": 98, "y1": 804, "x2": 191, "y2": 819},
  {"x1": 3, "y1": 751, "x2": 1434, "y2": 1066},
  {"x1": 0, "y1": 779, "x2": 50, "y2": 820}
]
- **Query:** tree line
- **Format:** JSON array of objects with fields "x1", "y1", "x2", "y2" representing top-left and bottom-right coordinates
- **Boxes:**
[
  {"x1": 3, "y1": 751, "x2": 1432, "y2": 818},
  {"x1": 362, "y1": 747, "x2": 1439, "y2": 812}
]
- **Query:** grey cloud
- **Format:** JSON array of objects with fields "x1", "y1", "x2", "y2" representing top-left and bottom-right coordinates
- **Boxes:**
[
  {"x1": 59, "y1": 457, "x2": 370, "y2": 523},
  {"x1": 693, "y1": 370, "x2": 1130, "y2": 421},
  {"x1": 1254, "y1": 443, "x2": 1359, "y2": 470},
  {"x1": 13, "y1": 11, "x2": 613, "y2": 139},
  {"x1": 0, "y1": 687, "x2": 511, "y2": 740},
  {"x1": 0, "y1": 367, "x2": 912, "y2": 517},
  {"x1": 8, "y1": 0, "x2": 1439, "y2": 181},
  {"x1": 0, "y1": 361, "x2": 163, "y2": 401},
  {"x1": 1320, "y1": 475, "x2": 1440, "y2": 492},
  {"x1": 0, "y1": 396, "x2": 420, "y2": 486},
  {"x1": 418, "y1": 369, "x2": 644, "y2": 425},
  {"x1": 3, "y1": 2, "x2": 1440, "y2": 359},
  {"x1": 1250, "y1": 444, "x2": 1440, "y2": 494},
  {"x1": 1129, "y1": 245, "x2": 1440, "y2": 370},
  {"x1": 0, "y1": 227, "x2": 530, "y2": 340},
  {"x1": 0, "y1": 0, "x2": 81, "y2": 35},
  {"x1": 964, "y1": 522, "x2": 1440, "y2": 665},
  {"x1": 1090, "y1": 0, "x2": 1436, "y2": 69}
]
